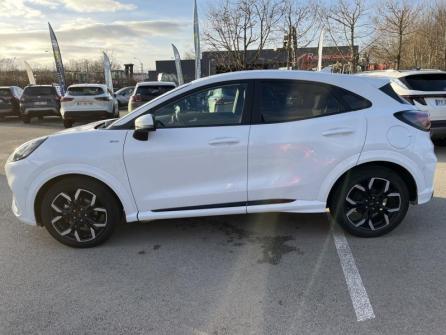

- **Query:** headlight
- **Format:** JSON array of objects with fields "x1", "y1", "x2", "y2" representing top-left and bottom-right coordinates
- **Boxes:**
[{"x1": 8, "y1": 137, "x2": 48, "y2": 162}]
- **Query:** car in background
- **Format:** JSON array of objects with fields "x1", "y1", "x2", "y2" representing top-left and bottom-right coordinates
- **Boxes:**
[
  {"x1": 128, "y1": 81, "x2": 176, "y2": 112},
  {"x1": 115, "y1": 86, "x2": 134, "y2": 108},
  {"x1": 358, "y1": 69, "x2": 446, "y2": 145},
  {"x1": 5, "y1": 70, "x2": 436, "y2": 247},
  {"x1": 0, "y1": 86, "x2": 23, "y2": 120},
  {"x1": 60, "y1": 84, "x2": 119, "y2": 128},
  {"x1": 20, "y1": 85, "x2": 61, "y2": 124}
]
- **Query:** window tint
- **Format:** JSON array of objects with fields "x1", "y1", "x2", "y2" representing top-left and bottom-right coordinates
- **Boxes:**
[
  {"x1": 380, "y1": 83, "x2": 408, "y2": 104},
  {"x1": 23, "y1": 86, "x2": 56, "y2": 96},
  {"x1": 152, "y1": 83, "x2": 247, "y2": 128},
  {"x1": 400, "y1": 73, "x2": 446, "y2": 91},
  {"x1": 135, "y1": 85, "x2": 175, "y2": 99},
  {"x1": 337, "y1": 88, "x2": 372, "y2": 110},
  {"x1": 258, "y1": 81, "x2": 353, "y2": 123},
  {"x1": 68, "y1": 87, "x2": 104, "y2": 96},
  {"x1": 0, "y1": 88, "x2": 11, "y2": 97}
]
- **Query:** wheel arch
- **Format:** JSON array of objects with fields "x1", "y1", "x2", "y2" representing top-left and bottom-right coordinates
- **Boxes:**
[
  {"x1": 327, "y1": 161, "x2": 418, "y2": 210},
  {"x1": 34, "y1": 174, "x2": 124, "y2": 226}
]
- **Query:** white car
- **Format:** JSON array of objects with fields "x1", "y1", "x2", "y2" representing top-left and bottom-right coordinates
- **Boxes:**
[
  {"x1": 358, "y1": 69, "x2": 446, "y2": 144},
  {"x1": 5, "y1": 70, "x2": 436, "y2": 247},
  {"x1": 61, "y1": 84, "x2": 119, "y2": 128}
]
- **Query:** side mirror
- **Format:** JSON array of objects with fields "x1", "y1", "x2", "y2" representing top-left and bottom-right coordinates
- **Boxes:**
[{"x1": 133, "y1": 114, "x2": 156, "y2": 141}]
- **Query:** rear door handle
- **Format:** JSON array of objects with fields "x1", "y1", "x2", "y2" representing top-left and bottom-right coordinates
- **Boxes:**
[
  {"x1": 208, "y1": 137, "x2": 240, "y2": 146},
  {"x1": 322, "y1": 127, "x2": 355, "y2": 137}
]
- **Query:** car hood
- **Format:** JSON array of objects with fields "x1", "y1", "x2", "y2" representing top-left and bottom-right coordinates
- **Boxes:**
[{"x1": 56, "y1": 119, "x2": 117, "y2": 135}]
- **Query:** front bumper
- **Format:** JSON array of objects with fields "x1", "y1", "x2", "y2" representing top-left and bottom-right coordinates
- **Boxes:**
[{"x1": 5, "y1": 158, "x2": 39, "y2": 225}]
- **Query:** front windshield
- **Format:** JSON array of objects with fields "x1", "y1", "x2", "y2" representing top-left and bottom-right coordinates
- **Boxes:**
[{"x1": 107, "y1": 83, "x2": 190, "y2": 129}]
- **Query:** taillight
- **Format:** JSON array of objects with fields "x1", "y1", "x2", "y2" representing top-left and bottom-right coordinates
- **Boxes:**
[
  {"x1": 95, "y1": 97, "x2": 111, "y2": 101},
  {"x1": 61, "y1": 97, "x2": 74, "y2": 102},
  {"x1": 402, "y1": 96, "x2": 427, "y2": 106},
  {"x1": 394, "y1": 110, "x2": 431, "y2": 132},
  {"x1": 131, "y1": 95, "x2": 142, "y2": 102}
]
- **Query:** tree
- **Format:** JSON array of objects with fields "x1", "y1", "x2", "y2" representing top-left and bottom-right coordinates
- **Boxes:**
[
  {"x1": 282, "y1": 0, "x2": 319, "y2": 69},
  {"x1": 374, "y1": 0, "x2": 418, "y2": 69},
  {"x1": 204, "y1": 0, "x2": 283, "y2": 70},
  {"x1": 322, "y1": 0, "x2": 371, "y2": 73}
]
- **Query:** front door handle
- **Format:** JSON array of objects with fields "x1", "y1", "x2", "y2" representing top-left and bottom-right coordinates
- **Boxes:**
[
  {"x1": 322, "y1": 127, "x2": 355, "y2": 137},
  {"x1": 208, "y1": 137, "x2": 240, "y2": 146}
]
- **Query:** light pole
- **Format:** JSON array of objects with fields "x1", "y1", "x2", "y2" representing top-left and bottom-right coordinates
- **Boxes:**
[{"x1": 134, "y1": 57, "x2": 144, "y2": 74}]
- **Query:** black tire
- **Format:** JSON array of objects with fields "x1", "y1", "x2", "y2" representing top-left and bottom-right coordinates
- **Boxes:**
[
  {"x1": 63, "y1": 119, "x2": 73, "y2": 128},
  {"x1": 40, "y1": 176, "x2": 121, "y2": 248},
  {"x1": 330, "y1": 167, "x2": 410, "y2": 237},
  {"x1": 22, "y1": 115, "x2": 30, "y2": 124}
]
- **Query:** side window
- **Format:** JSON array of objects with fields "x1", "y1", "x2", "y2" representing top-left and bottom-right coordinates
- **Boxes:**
[
  {"x1": 152, "y1": 83, "x2": 248, "y2": 128},
  {"x1": 257, "y1": 80, "x2": 347, "y2": 123},
  {"x1": 337, "y1": 88, "x2": 372, "y2": 110}
]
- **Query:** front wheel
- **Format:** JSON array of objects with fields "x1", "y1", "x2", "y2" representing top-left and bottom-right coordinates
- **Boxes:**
[
  {"x1": 330, "y1": 167, "x2": 410, "y2": 237},
  {"x1": 40, "y1": 177, "x2": 122, "y2": 247}
]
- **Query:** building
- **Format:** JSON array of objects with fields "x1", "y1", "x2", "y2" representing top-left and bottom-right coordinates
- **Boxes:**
[{"x1": 148, "y1": 46, "x2": 358, "y2": 83}]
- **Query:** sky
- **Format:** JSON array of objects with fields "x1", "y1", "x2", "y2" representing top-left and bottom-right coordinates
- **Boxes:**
[{"x1": 0, "y1": 0, "x2": 203, "y2": 71}]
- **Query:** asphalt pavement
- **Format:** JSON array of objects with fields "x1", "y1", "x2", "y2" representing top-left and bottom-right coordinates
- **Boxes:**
[{"x1": 1, "y1": 116, "x2": 445, "y2": 335}]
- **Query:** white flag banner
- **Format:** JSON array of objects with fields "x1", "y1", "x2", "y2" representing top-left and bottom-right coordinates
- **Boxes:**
[
  {"x1": 103, "y1": 52, "x2": 114, "y2": 93},
  {"x1": 172, "y1": 44, "x2": 184, "y2": 85},
  {"x1": 24, "y1": 61, "x2": 36, "y2": 85},
  {"x1": 317, "y1": 29, "x2": 325, "y2": 72},
  {"x1": 193, "y1": 0, "x2": 201, "y2": 79}
]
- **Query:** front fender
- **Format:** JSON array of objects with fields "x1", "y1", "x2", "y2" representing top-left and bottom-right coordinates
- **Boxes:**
[{"x1": 28, "y1": 164, "x2": 138, "y2": 224}]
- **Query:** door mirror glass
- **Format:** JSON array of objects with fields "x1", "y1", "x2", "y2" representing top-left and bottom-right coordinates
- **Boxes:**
[{"x1": 134, "y1": 114, "x2": 155, "y2": 140}]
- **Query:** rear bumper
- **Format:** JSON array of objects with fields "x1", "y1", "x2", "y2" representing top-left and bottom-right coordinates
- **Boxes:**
[
  {"x1": 431, "y1": 120, "x2": 446, "y2": 138},
  {"x1": 62, "y1": 110, "x2": 113, "y2": 120},
  {"x1": 21, "y1": 107, "x2": 59, "y2": 116}
]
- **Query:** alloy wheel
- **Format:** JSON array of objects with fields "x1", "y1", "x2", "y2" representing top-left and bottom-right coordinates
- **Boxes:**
[
  {"x1": 344, "y1": 177, "x2": 402, "y2": 232},
  {"x1": 50, "y1": 188, "x2": 108, "y2": 243}
]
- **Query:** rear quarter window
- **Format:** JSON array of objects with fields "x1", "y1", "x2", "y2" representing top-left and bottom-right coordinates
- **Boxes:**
[
  {"x1": 400, "y1": 73, "x2": 446, "y2": 91},
  {"x1": 380, "y1": 83, "x2": 408, "y2": 104}
]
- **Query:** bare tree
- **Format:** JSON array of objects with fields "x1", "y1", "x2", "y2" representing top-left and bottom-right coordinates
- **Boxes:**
[
  {"x1": 374, "y1": 0, "x2": 418, "y2": 69},
  {"x1": 282, "y1": 0, "x2": 319, "y2": 69},
  {"x1": 322, "y1": 0, "x2": 371, "y2": 72},
  {"x1": 204, "y1": 0, "x2": 283, "y2": 70}
]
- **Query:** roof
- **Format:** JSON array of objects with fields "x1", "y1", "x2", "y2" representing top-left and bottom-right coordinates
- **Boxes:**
[
  {"x1": 136, "y1": 81, "x2": 176, "y2": 87},
  {"x1": 189, "y1": 70, "x2": 389, "y2": 89},
  {"x1": 68, "y1": 83, "x2": 108, "y2": 88}
]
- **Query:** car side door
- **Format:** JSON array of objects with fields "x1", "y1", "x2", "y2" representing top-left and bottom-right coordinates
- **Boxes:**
[
  {"x1": 123, "y1": 81, "x2": 253, "y2": 220},
  {"x1": 247, "y1": 79, "x2": 368, "y2": 213}
]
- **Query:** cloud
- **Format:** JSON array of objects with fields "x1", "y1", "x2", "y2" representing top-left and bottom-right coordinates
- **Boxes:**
[
  {"x1": 0, "y1": 0, "x2": 42, "y2": 18},
  {"x1": 0, "y1": 19, "x2": 190, "y2": 68},
  {"x1": 27, "y1": 0, "x2": 137, "y2": 13}
]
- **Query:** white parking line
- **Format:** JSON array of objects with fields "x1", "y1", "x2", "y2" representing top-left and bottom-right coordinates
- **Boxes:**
[{"x1": 331, "y1": 223, "x2": 376, "y2": 322}]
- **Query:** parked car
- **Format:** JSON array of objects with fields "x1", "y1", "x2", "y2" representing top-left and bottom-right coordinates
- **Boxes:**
[
  {"x1": 115, "y1": 86, "x2": 134, "y2": 108},
  {"x1": 5, "y1": 70, "x2": 436, "y2": 247},
  {"x1": 60, "y1": 84, "x2": 119, "y2": 128},
  {"x1": 20, "y1": 85, "x2": 61, "y2": 123},
  {"x1": 0, "y1": 86, "x2": 23, "y2": 119},
  {"x1": 128, "y1": 81, "x2": 176, "y2": 112},
  {"x1": 358, "y1": 69, "x2": 446, "y2": 145}
]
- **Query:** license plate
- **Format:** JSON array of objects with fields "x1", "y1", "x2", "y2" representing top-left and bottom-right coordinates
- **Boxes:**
[
  {"x1": 35, "y1": 101, "x2": 47, "y2": 106},
  {"x1": 435, "y1": 99, "x2": 446, "y2": 106},
  {"x1": 77, "y1": 102, "x2": 93, "y2": 106}
]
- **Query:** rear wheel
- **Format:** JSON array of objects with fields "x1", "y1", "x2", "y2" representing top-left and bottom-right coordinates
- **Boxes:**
[
  {"x1": 63, "y1": 119, "x2": 73, "y2": 128},
  {"x1": 40, "y1": 177, "x2": 121, "y2": 248},
  {"x1": 432, "y1": 138, "x2": 446, "y2": 147},
  {"x1": 330, "y1": 167, "x2": 410, "y2": 237}
]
